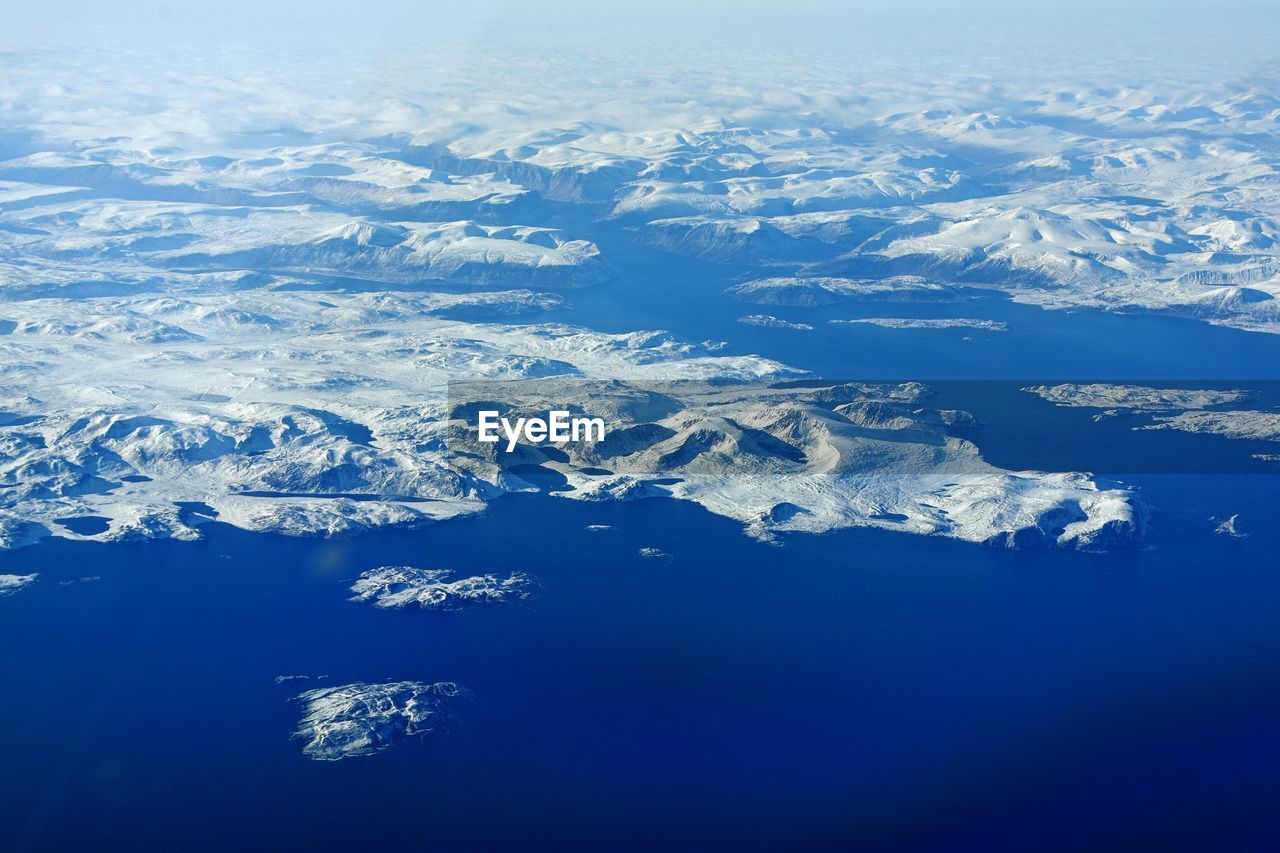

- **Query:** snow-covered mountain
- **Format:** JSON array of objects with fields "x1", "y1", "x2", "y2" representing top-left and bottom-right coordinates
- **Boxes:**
[
  {"x1": 447, "y1": 379, "x2": 1143, "y2": 550},
  {"x1": 2, "y1": 7, "x2": 1278, "y2": 551}
]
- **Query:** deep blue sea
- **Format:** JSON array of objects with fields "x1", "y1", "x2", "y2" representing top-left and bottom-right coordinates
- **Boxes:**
[
  {"x1": 2, "y1": 476, "x2": 1278, "y2": 851},
  {"x1": 4, "y1": 276, "x2": 1280, "y2": 850}
]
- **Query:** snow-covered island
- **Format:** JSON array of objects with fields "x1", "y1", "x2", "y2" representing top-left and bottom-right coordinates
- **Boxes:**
[
  {"x1": 737, "y1": 314, "x2": 814, "y2": 331},
  {"x1": 1140, "y1": 411, "x2": 1280, "y2": 442},
  {"x1": 0, "y1": 573, "x2": 38, "y2": 596},
  {"x1": 831, "y1": 318, "x2": 1008, "y2": 331},
  {"x1": 1024, "y1": 384, "x2": 1280, "y2": 444},
  {"x1": 349, "y1": 566, "x2": 538, "y2": 610},
  {"x1": 293, "y1": 681, "x2": 471, "y2": 761},
  {"x1": 1024, "y1": 384, "x2": 1254, "y2": 412}
]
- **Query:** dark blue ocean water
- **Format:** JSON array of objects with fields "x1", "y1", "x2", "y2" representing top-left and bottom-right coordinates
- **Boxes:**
[{"x1": 2, "y1": 471, "x2": 1279, "y2": 851}]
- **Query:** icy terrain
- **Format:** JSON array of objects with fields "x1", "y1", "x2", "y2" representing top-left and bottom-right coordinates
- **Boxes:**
[
  {"x1": 4, "y1": 10, "x2": 1280, "y2": 333},
  {"x1": 447, "y1": 380, "x2": 1142, "y2": 550},
  {"x1": 0, "y1": 288, "x2": 790, "y2": 548},
  {"x1": 349, "y1": 566, "x2": 537, "y2": 610},
  {"x1": 831, "y1": 318, "x2": 1008, "y2": 331},
  {"x1": 1023, "y1": 383, "x2": 1280, "y2": 448},
  {"x1": 1141, "y1": 411, "x2": 1280, "y2": 443},
  {"x1": 0, "y1": 572, "x2": 37, "y2": 596},
  {"x1": 1025, "y1": 384, "x2": 1254, "y2": 412},
  {"x1": 292, "y1": 681, "x2": 470, "y2": 761},
  {"x1": 2, "y1": 6, "x2": 1277, "y2": 550}
]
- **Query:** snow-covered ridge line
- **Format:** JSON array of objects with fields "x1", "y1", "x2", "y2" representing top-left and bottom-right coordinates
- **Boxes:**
[
  {"x1": 4, "y1": 72, "x2": 1280, "y2": 332},
  {"x1": 0, "y1": 299, "x2": 1145, "y2": 551},
  {"x1": 0, "y1": 291, "x2": 793, "y2": 550},
  {"x1": 446, "y1": 380, "x2": 1144, "y2": 551}
]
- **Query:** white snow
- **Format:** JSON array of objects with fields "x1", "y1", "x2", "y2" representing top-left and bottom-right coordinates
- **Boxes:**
[
  {"x1": 1141, "y1": 411, "x2": 1280, "y2": 442},
  {"x1": 831, "y1": 318, "x2": 1008, "y2": 331},
  {"x1": 737, "y1": 315, "x2": 814, "y2": 331},
  {"x1": 447, "y1": 381, "x2": 1144, "y2": 550},
  {"x1": 0, "y1": 573, "x2": 38, "y2": 596},
  {"x1": 349, "y1": 566, "x2": 537, "y2": 610},
  {"x1": 1212, "y1": 515, "x2": 1248, "y2": 539},
  {"x1": 1024, "y1": 384, "x2": 1254, "y2": 411},
  {"x1": 2, "y1": 11, "x2": 1271, "y2": 553},
  {"x1": 293, "y1": 681, "x2": 469, "y2": 761},
  {"x1": 0, "y1": 291, "x2": 791, "y2": 549}
]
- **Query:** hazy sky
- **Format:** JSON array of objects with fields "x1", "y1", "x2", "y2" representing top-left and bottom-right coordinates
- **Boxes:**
[{"x1": 6, "y1": 1, "x2": 1280, "y2": 77}]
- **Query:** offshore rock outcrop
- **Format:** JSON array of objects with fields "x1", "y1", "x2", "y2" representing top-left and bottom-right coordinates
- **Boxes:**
[{"x1": 293, "y1": 681, "x2": 471, "y2": 761}]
